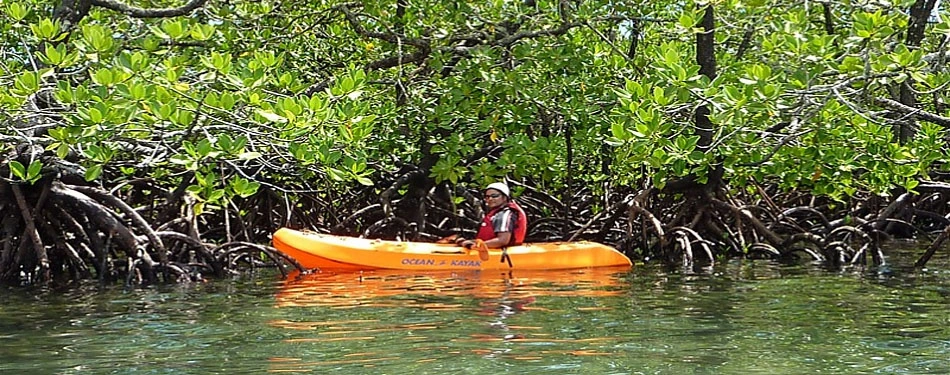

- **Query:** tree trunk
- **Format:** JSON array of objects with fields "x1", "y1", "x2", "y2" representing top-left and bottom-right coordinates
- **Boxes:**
[
  {"x1": 695, "y1": 5, "x2": 717, "y2": 151},
  {"x1": 894, "y1": 0, "x2": 939, "y2": 143}
]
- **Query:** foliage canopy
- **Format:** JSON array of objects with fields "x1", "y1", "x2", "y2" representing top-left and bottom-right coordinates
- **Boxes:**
[{"x1": 1, "y1": 0, "x2": 949, "y2": 279}]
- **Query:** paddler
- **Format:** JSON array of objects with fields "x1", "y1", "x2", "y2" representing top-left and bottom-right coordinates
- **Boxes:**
[{"x1": 456, "y1": 182, "x2": 527, "y2": 250}]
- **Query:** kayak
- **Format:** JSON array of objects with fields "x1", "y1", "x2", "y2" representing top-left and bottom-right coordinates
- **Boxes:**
[{"x1": 271, "y1": 228, "x2": 632, "y2": 271}]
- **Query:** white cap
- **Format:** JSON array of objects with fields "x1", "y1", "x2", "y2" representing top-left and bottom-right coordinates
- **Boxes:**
[{"x1": 485, "y1": 182, "x2": 510, "y2": 198}]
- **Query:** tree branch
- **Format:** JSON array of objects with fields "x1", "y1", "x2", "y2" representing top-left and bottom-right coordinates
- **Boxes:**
[
  {"x1": 90, "y1": 0, "x2": 206, "y2": 18},
  {"x1": 336, "y1": 3, "x2": 429, "y2": 49},
  {"x1": 874, "y1": 96, "x2": 950, "y2": 128},
  {"x1": 68, "y1": 184, "x2": 169, "y2": 264}
]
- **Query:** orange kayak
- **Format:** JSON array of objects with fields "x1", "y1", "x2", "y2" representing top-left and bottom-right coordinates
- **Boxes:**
[{"x1": 272, "y1": 228, "x2": 632, "y2": 271}]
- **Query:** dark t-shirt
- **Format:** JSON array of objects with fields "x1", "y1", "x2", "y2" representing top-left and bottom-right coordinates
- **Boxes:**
[{"x1": 491, "y1": 207, "x2": 517, "y2": 234}]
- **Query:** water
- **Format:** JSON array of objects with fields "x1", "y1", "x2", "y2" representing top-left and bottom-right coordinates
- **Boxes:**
[{"x1": 1, "y1": 248, "x2": 949, "y2": 375}]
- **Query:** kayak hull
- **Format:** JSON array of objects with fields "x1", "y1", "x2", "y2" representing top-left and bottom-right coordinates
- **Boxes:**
[{"x1": 272, "y1": 228, "x2": 632, "y2": 271}]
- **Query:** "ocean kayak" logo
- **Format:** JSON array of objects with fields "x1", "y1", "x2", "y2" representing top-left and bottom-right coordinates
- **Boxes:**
[{"x1": 400, "y1": 258, "x2": 482, "y2": 267}]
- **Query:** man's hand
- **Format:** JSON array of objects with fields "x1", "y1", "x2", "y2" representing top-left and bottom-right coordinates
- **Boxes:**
[{"x1": 456, "y1": 237, "x2": 476, "y2": 249}]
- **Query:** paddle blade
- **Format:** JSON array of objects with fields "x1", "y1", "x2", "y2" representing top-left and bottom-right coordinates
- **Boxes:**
[{"x1": 474, "y1": 239, "x2": 489, "y2": 261}]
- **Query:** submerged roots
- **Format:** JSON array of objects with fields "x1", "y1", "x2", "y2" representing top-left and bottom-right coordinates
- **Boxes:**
[
  {"x1": 621, "y1": 184, "x2": 950, "y2": 268},
  {"x1": 0, "y1": 176, "x2": 302, "y2": 286},
  {"x1": 3, "y1": 147, "x2": 949, "y2": 286}
]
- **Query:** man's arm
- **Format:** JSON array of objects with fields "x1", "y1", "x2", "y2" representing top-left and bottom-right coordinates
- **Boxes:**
[
  {"x1": 460, "y1": 232, "x2": 511, "y2": 249},
  {"x1": 482, "y1": 232, "x2": 511, "y2": 249}
]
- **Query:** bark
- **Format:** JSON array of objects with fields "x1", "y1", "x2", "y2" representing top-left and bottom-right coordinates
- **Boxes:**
[
  {"x1": 626, "y1": 20, "x2": 640, "y2": 60},
  {"x1": 822, "y1": 4, "x2": 835, "y2": 35},
  {"x1": 90, "y1": 0, "x2": 206, "y2": 18},
  {"x1": 874, "y1": 97, "x2": 950, "y2": 128},
  {"x1": 69, "y1": 184, "x2": 168, "y2": 264},
  {"x1": 49, "y1": 183, "x2": 140, "y2": 252},
  {"x1": 894, "y1": 0, "x2": 940, "y2": 143},
  {"x1": 564, "y1": 120, "x2": 574, "y2": 226},
  {"x1": 694, "y1": 5, "x2": 717, "y2": 150},
  {"x1": 12, "y1": 184, "x2": 50, "y2": 282},
  {"x1": 735, "y1": 24, "x2": 754, "y2": 60},
  {"x1": 53, "y1": 0, "x2": 93, "y2": 30},
  {"x1": 915, "y1": 224, "x2": 950, "y2": 267}
]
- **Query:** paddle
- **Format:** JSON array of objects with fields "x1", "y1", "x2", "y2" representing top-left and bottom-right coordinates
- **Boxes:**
[
  {"x1": 434, "y1": 235, "x2": 488, "y2": 260},
  {"x1": 472, "y1": 239, "x2": 489, "y2": 261}
]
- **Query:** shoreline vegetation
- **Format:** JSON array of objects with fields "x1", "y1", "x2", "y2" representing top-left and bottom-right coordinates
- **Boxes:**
[{"x1": 2, "y1": 0, "x2": 950, "y2": 286}]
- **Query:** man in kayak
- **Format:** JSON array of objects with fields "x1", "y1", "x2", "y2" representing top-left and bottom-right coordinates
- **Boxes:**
[{"x1": 457, "y1": 182, "x2": 528, "y2": 249}]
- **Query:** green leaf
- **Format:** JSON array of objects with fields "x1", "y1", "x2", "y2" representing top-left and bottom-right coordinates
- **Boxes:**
[
  {"x1": 610, "y1": 122, "x2": 628, "y2": 140},
  {"x1": 244, "y1": 181, "x2": 262, "y2": 197},
  {"x1": 81, "y1": 24, "x2": 114, "y2": 52},
  {"x1": 355, "y1": 176, "x2": 374, "y2": 186},
  {"x1": 678, "y1": 13, "x2": 695, "y2": 30},
  {"x1": 196, "y1": 139, "x2": 213, "y2": 158},
  {"x1": 92, "y1": 68, "x2": 114, "y2": 86},
  {"x1": 39, "y1": 43, "x2": 65, "y2": 66},
  {"x1": 238, "y1": 152, "x2": 262, "y2": 160},
  {"x1": 208, "y1": 189, "x2": 226, "y2": 202},
  {"x1": 27, "y1": 160, "x2": 42, "y2": 179},
  {"x1": 86, "y1": 107, "x2": 103, "y2": 123},
  {"x1": 327, "y1": 167, "x2": 346, "y2": 181},
  {"x1": 217, "y1": 134, "x2": 233, "y2": 151},
  {"x1": 6, "y1": 2, "x2": 29, "y2": 21},
  {"x1": 30, "y1": 18, "x2": 63, "y2": 41},
  {"x1": 14, "y1": 71, "x2": 39, "y2": 94},
  {"x1": 161, "y1": 19, "x2": 186, "y2": 39},
  {"x1": 129, "y1": 82, "x2": 147, "y2": 100},
  {"x1": 85, "y1": 164, "x2": 103, "y2": 181},
  {"x1": 308, "y1": 95, "x2": 326, "y2": 110},
  {"x1": 190, "y1": 24, "x2": 215, "y2": 41},
  {"x1": 903, "y1": 179, "x2": 919, "y2": 191},
  {"x1": 56, "y1": 143, "x2": 70, "y2": 159},
  {"x1": 256, "y1": 109, "x2": 287, "y2": 123},
  {"x1": 9, "y1": 161, "x2": 26, "y2": 180},
  {"x1": 604, "y1": 137, "x2": 624, "y2": 147}
]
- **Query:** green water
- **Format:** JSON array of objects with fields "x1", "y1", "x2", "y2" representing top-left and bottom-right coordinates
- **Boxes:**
[{"x1": 1, "y1": 247, "x2": 949, "y2": 374}]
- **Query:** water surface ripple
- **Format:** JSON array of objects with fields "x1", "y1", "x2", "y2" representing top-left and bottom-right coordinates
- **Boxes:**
[{"x1": 1, "y1": 250, "x2": 948, "y2": 375}]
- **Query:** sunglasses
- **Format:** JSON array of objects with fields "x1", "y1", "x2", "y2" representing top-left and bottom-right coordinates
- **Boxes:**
[{"x1": 484, "y1": 193, "x2": 502, "y2": 199}]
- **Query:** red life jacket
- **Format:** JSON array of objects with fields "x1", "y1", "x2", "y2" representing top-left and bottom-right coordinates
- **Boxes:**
[{"x1": 475, "y1": 201, "x2": 527, "y2": 246}]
